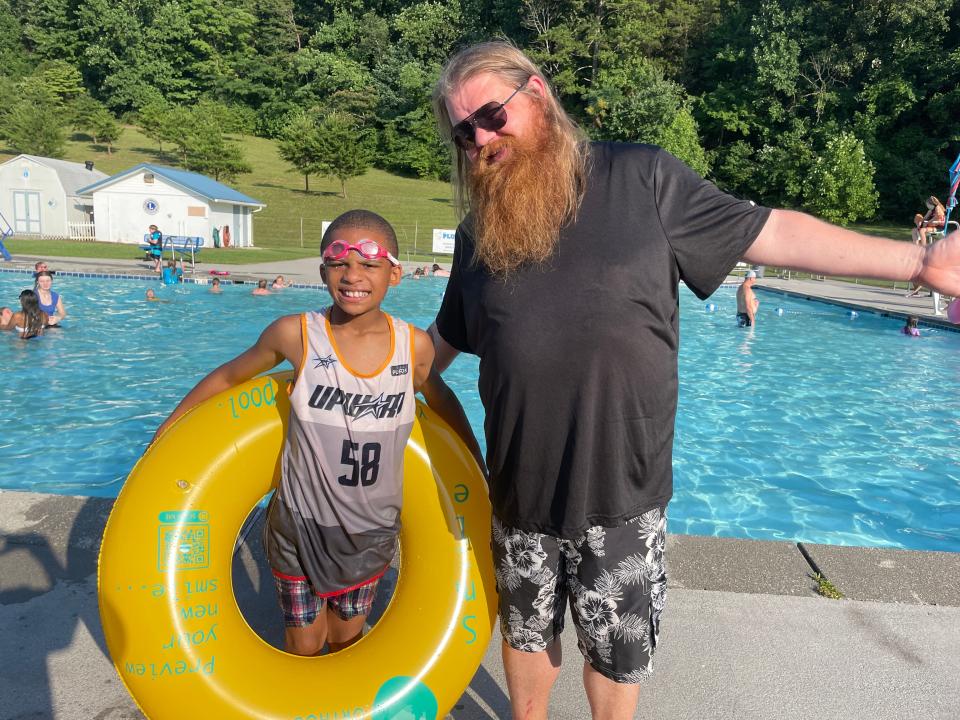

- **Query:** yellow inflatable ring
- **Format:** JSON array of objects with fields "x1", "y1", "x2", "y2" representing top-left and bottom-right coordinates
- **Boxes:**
[{"x1": 98, "y1": 371, "x2": 496, "y2": 719}]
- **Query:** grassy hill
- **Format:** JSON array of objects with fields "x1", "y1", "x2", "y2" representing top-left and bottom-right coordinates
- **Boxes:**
[{"x1": 1, "y1": 127, "x2": 461, "y2": 264}]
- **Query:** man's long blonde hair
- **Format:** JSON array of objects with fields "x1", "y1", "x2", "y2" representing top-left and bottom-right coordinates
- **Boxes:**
[{"x1": 432, "y1": 40, "x2": 589, "y2": 221}]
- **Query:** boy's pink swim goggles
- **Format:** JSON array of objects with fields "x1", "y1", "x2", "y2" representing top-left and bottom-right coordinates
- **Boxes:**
[{"x1": 322, "y1": 239, "x2": 399, "y2": 266}]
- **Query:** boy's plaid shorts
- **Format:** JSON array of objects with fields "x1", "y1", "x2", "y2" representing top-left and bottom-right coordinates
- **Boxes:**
[{"x1": 273, "y1": 572, "x2": 381, "y2": 627}]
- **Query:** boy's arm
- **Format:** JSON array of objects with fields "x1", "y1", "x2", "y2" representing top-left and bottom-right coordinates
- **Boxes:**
[
  {"x1": 151, "y1": 315, "x2": 301, "y2": 443},
  {"x1": 413, "y1": 329, "x2": 486, "y2": 475},
  {"x1": 427, "y1": 322, "x2": 460, "y2": 373}
]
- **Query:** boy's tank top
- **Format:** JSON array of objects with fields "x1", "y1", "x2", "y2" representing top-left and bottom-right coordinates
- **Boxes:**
[{"x1": 263, "y1": 309, "x2": 416, "y2": 595}]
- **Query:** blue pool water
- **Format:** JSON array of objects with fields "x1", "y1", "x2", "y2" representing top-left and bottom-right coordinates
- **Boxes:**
[{"x1": 1, "y1": 272, "x2": 958, "y2": 552}]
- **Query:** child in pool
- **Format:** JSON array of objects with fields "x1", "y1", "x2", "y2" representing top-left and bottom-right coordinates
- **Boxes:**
[
  {"x1": 902, "y1": 316, "x2": 921, "y2": 336},
  {"x1": 153, "y1": 209, "x2": 485, "y2": 656}
]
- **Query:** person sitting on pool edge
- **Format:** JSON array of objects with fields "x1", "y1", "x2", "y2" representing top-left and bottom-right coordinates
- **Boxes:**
[{"x1": 151, "y1": 208, "x2": 485, "y2": 657}]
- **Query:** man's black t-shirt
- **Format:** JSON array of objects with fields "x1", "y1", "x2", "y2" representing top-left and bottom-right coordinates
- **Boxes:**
[{"x1": 436, "y1": 143, "x2": 771, "y2": 538}]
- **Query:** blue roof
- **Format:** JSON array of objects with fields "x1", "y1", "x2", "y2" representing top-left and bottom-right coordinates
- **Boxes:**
[{"x1": 76, "y1": 163, "x2": 264, "y2": 207}]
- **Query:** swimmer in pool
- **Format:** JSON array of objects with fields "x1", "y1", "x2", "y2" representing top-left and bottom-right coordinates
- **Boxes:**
[
  {"x1": 252, "y1": 279, "x2": 271, "y2": 296},
  {"x1": 210, "y1": 278, "x2": 223, "y2": 293},
  {"x1": 736, "y1": 270, "x2": 759, "y2": 327},
  {"x1": 11, "y1": 290, "x2": 49, "y2": 338},
  {"x1": 901, "y1": 316, "x2": 920, "y2": 336}
]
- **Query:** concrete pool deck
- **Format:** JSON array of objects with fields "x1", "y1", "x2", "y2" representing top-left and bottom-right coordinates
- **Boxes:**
[
  {"x1": 2, "y1": 253, "x2": 959, "y2": 718},
  {"x1": 2, "y1": 489, "x2": 958, "y2": 720}
]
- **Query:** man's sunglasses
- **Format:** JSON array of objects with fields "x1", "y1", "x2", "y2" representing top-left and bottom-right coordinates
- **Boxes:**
[
  {"x1": 322, "y1": 239, "x2": 399, "y2": 266},
  {"x1": 451, "y1": 79, "x2": 529, "y2": 151}
]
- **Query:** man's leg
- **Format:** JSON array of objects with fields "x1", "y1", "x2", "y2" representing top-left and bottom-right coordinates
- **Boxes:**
[
  {"x1": 490, "y1": 517, "x2": 566, "y2": 720},
  {"x1": 583, "y1": 663, "x2": 641, "y2": 720},
  {"x1": 502, "y1": 639, "x2": 562, "y2": 720}
]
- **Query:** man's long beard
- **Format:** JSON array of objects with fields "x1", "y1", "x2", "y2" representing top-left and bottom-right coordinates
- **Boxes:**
[{"x1": 466, "y1": 121, "x2": 578, "y2": 275}]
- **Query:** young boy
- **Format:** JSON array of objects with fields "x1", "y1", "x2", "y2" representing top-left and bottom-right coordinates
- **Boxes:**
[
  {"x1": 147, "y1": 225, "x2": 163, "y2": 272},
  {"x1": 153, "y1": 209, "x2": 485, "y2": 656}
]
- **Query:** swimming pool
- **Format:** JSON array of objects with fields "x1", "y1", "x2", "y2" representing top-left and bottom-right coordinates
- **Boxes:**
[{"x1": 2, "y1": 272, "x2": 958, "y2": 552}]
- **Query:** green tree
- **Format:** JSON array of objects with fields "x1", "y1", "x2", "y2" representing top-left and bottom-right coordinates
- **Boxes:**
[
  {"x1": 314, "y1": 111, "x2": 374, "y2": 199},
  {"x1": 138, "y1": 100, "x2": 175, "y2": 153},
  {"x1": 802, "y1": 131, "x2": 878, "y2": 225},
  {"x1": 0, "y1": 0, "x2": 30, "y2": 77},
  {"x1": 13, "y1": 0, "x2": 79, "y2": 63},
  {"x1": 0, "y1": 87, "x2": 67, "y2": 156},
  {"x1": 392, "y1": 2, "x2": 462, "y2": 65},
  {"x1": 31, "y1": 60, "x2": 85, "y2": 104},
  {"x1": 277, "y1": 112, "x2": 326, "y2": 191},
  {"x1": 89, "y1": 108, "x2": 123, "y2": 153},
  {"x1": 380, "y1": 103, "x2": 448, "y2": 179},
  {"x1": 182, "y1": 112, "x2": 252, "y2": 182},
  {"x1": 586, "y1": 58, "x2": 709, "y2": 174}
]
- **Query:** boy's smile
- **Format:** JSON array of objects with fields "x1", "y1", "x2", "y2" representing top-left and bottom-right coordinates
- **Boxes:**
[{"x1": 321, "y1": 227, "x2": 401, "y2": 322}]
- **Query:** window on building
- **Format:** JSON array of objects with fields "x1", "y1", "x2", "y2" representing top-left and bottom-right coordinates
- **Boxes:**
[{"x1": 144, "y1": 174, "x2": 155, "y2": 184}]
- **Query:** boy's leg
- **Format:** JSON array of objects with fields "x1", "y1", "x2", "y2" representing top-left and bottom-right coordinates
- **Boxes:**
[
  {"x1": 284, "y1": 614, "x2": 328, "y2": 656},
  {"x1": 325, "y1": 610, "x2": 367, "y2": 652},
  {"x1": 325, "y1": 575, "x2": 381, "y2": 653},
  {"x1": 273, "y1": 573, "x2": 327, "y2": 656}
]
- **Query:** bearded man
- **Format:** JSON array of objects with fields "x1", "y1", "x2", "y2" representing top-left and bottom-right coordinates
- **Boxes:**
[{"x1": 428, "y1": 41, "x2": 960, "y2": 720}]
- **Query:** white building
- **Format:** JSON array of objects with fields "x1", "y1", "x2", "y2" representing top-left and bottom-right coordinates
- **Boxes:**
[
  {"x1": 0, "y1": 154, "x2": 108, "y2": 238},
  {"x1": 77, "y1": 163, "x2": 265, "y2": 247}
]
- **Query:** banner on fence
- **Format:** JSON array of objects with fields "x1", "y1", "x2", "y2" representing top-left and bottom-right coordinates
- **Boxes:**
[{"x1": 432, "y1": 229, "x2": 455, "y2": 254}]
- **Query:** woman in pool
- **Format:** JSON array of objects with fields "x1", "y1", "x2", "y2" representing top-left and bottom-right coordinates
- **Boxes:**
[
  {"x1": 9, "y1": 290, "x2": 49, "y2": 339},
  {"x1": 34, "y1": 270, "x2": 66, "y2": 326},
  {"x1": 271, "y1": 275, "x2": 290, "y2": 290}
]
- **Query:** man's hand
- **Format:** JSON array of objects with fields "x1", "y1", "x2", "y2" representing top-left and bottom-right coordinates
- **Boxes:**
[{"x1": 918, "y1": 231, "x2": 960, "y2": 296}]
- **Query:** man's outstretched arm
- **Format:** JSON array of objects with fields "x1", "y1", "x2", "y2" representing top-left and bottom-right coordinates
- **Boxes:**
[{"x1": 743, "y1": 209, "x2": 960, "y2": 295}]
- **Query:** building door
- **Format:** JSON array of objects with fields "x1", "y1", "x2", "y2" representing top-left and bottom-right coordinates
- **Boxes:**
[
  {"x1": 232, "y1": 205, "x2": 243, "y2": 247},
  {"x1": 13, "y1": 191, "x2": 41, "y2": 234}
]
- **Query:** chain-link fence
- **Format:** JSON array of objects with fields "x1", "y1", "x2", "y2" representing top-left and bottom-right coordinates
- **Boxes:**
[{"x1": 256, "y1": 215, "x2": 458, "y2": 262}]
